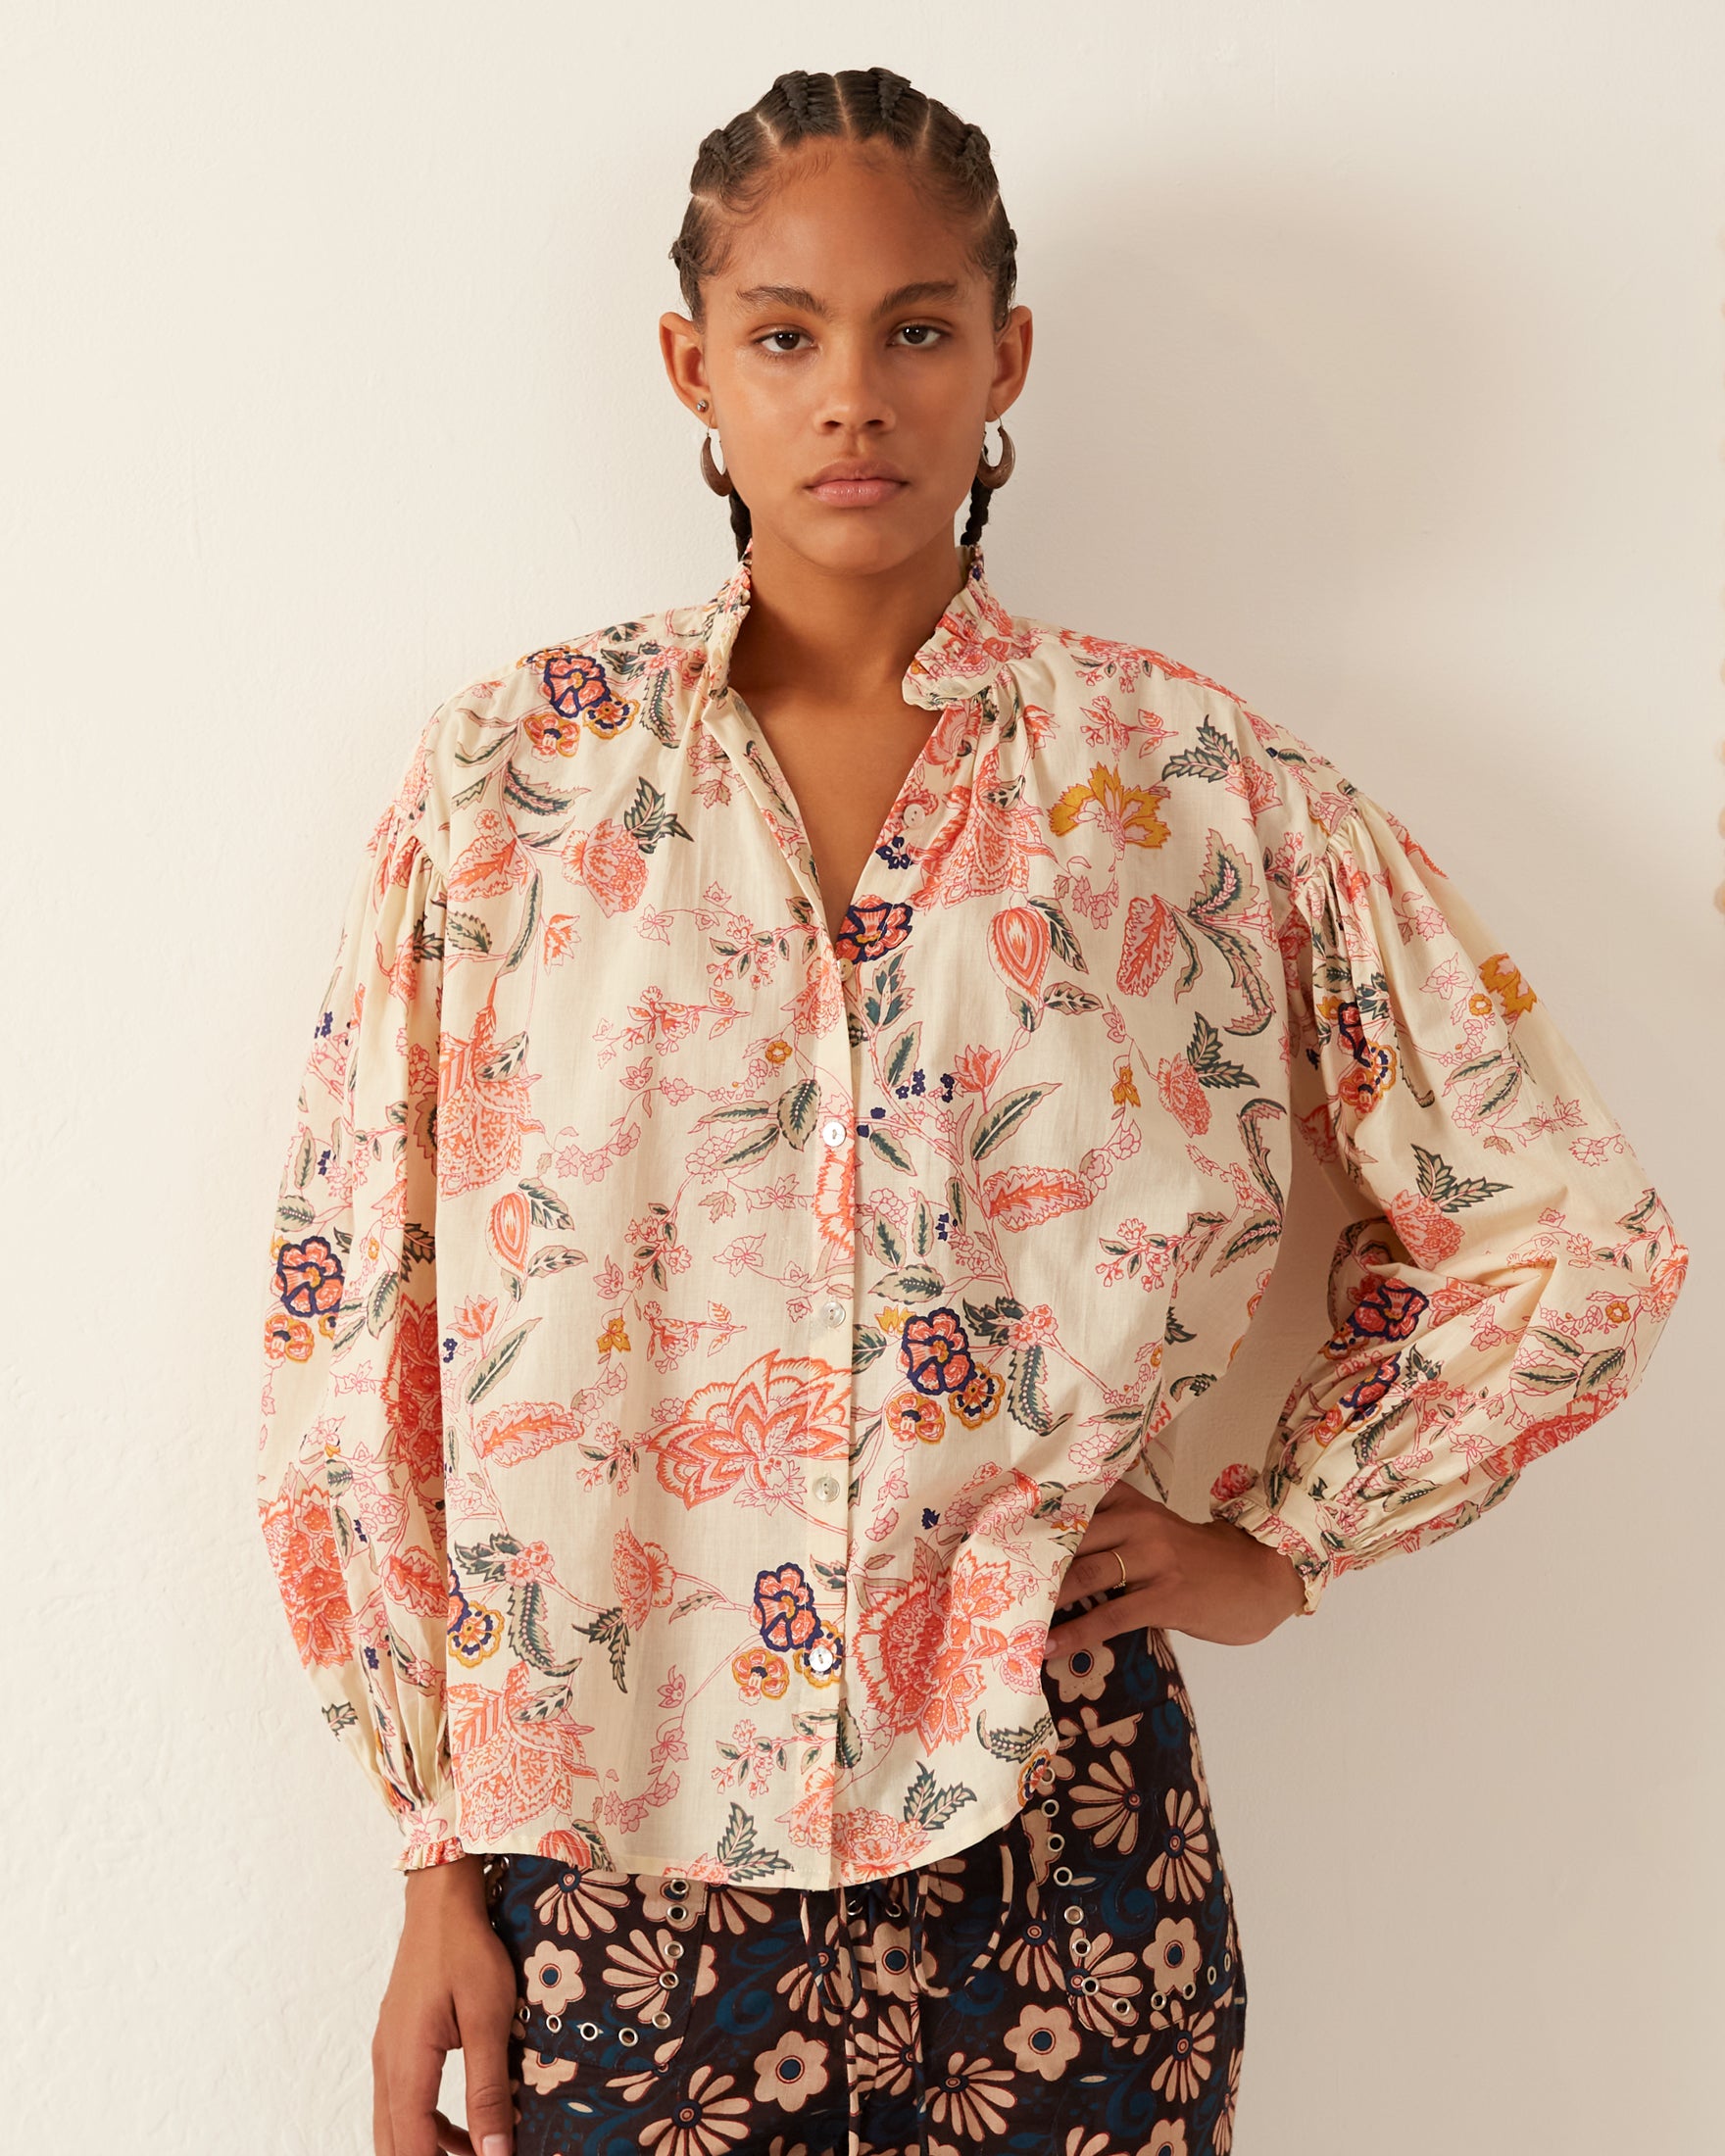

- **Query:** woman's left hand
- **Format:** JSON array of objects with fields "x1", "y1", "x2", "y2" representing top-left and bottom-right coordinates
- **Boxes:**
[{"x1": 1043, "y1": 1481, "x2": 1306, "y2": 1657}]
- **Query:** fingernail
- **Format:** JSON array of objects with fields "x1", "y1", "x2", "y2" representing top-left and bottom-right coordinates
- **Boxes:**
[{"x1": 482, "y1": 2138, "x2": 511, "y2": 2156}]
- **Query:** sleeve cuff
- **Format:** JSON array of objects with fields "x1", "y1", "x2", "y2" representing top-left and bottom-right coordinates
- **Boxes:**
[
  {"x1": 1209, "y1": 1476, "x2": 1332, "y2": 1618},
  {"x1": 392, "y1": 1800, "x2": 469, "y2": 1873}
]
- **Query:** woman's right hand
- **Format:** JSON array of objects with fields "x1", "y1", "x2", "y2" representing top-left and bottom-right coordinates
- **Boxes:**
[{"x1": 371, "y1": 1855, "x2": 519, "y2": 2156}]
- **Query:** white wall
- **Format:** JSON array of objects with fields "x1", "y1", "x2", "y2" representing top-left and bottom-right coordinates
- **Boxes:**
[{"x1": 5, "y1": 4, "x2": 1719, "y2": 2149}]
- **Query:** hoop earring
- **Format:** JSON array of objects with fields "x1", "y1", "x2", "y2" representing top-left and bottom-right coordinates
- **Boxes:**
[
  {"x1": 696, "y1": 399, "x2": 733, "y2": 498},
  {"x1": 975, "y1": 416, "x2": 1014, "y2": 491}
]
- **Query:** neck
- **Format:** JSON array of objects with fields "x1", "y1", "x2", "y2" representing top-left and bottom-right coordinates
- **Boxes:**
[{"x1": 727, "y1": 528, "x2": 968, "y2": 710}]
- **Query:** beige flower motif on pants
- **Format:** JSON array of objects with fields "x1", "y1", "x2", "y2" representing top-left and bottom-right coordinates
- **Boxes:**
[
  {"x1": 753, "y1": 2029, "x2": 830, "y2": 2112},
  {"x1": 523, "y1": 1939, "x2": 583, "y2": 2013},
  {"x1": 1143, "y1": 1915, "x2": 1203, "y2": 1997},
  {"x1": 1145, "y1": 1787, "x2": 1213, "y2": 1902},
  {"x1": 1002, "y1": 2000, "x2": 1081, "y2": 2081}
]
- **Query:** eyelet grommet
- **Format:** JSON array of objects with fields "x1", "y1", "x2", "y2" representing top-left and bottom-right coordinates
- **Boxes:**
[
  {"x1": 1207, "y1": 1965, "x2": 1217, "y2": 1984},
  {"x1": 1070, "y1": 1934, "x2": 1090, "y2": 1955},
  {"x1": 1077, "y1": 1974, "x2": 1099, "y2": 1992},
  {"x1": 1062, "y1": 1903, "x2": 1085, "y2": 1923},
  {"x1": 1152, "y1": 1990, "x2": 1167, "y2": 2010},
  {"x1": 652, "y1": 2012, "x2": 671, "y2": 2028},
  {"x1": 1040, "y1": 1798, "x2": 1059, "y2": 1815},
  {"x1": 1111, "y1": 1996, "x2": 1132, "y2": 2017},
  {"x1": 545, "y1": 2014, "x2": 562, "y2": 2034},
  {"x1": 660, "y1": 1971, "x2": 678, "y2": 1987},
  {"x1": 1053, "y1": 1865, "x2": 1074, "y2": 1885},
  {"x1": 665, "y1": 1940, "x2": 685, "y2": 1959},
  {"x1": 1183, "y1": 1980, "x2": 1197, "y2": 1999},
  {"x1": 618, "y1": 2025, "x2": 639, "y2": 2046},
  {"x1": 577, "y1": 2021, "x2": 599, "y2": 2039},
  {"x1": 665, "y1": 1878, "x2": 688, "y2": 1896},
  {"x1": 1046, "y1": 1834, "x2": 1064, "y2": 1851}
]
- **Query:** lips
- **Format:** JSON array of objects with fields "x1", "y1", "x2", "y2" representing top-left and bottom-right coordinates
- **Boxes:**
[
  {"x1": 806, "y1": 466, "x2": 908, "y2": 508},
  {"x1": 807, "y1": 461, "x2": 906, "y2": 486}
]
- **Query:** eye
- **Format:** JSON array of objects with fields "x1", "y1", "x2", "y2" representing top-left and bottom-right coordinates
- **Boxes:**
[
  {"x1": 755, "y1": 328, "x2": 811, "y2": 354},
  {"x1": 893, "y1": 322, "x2": 947, "y2": 348}
]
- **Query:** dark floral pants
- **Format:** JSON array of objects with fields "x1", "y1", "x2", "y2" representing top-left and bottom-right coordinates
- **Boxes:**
[{"x1": 484, "y1": 1614, "x2": 1247, "y2": 2156}]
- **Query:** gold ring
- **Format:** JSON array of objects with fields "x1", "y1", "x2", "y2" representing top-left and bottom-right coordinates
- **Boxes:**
[{"x1": 1109, "y1": 1547, "x2": 1128, "y2": 1591}]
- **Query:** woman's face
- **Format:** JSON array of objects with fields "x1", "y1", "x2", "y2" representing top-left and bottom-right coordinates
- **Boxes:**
[{"x1": 661, "y1": 139, "x2": 1032, "y2": 575}]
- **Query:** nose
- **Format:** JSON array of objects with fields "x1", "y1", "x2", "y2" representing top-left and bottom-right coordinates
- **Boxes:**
[{"x1": 812, "y1": 333, "x2": 895, "y2": 433}]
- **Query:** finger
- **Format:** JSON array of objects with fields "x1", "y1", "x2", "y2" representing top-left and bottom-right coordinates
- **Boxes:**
[
  {"x1": 1055, "y1": 1549, "x2": 1134, "y2": 1606},
  {"x1": 388, "y1": 2036, "x2": 453, "y2": 2156},
  {"x1": 431, "y1": 2109, "x2": 477, "y2": 2155},
  {"x1": 1044, "y1": 1587, "x2": 1161, "y2": 1661},
  {"x1": 373, "y1": 2037, "x2": 396, "y2": 2156},
  {"x1": 460, "y1": 2007, "x2": 518, "y2": 2156}
]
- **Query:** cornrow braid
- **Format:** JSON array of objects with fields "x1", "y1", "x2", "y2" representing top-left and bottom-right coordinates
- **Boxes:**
[{"x1": 668, "y1": 65, "x2": 1018, "y2": 558}]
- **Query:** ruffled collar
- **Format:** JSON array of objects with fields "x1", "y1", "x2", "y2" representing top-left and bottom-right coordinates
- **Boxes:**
[{"x1": 690, "y1": 538, "x2": 1025, "y2": 720}]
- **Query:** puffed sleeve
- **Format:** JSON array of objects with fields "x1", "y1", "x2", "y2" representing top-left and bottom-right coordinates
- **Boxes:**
[
  {"x1": 1208, "y1": 783, "x2": 1689, "y2": 1616},
  {"x1": 255, "y1": 703, "x2": 467, "y2": 1870}
]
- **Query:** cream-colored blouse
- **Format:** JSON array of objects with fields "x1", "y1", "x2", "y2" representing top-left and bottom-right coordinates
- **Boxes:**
[{"x1": 256, "y1": 540, "x2": 1688, "y2": 1886}]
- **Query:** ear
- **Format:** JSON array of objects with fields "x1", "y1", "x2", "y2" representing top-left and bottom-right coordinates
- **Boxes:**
[
  {"x1": 988, "y1": 303, "x2": 1034, "y2": 418},
  {"x1": 659, "y1": 312, "x2": 711, "y2": 416}
]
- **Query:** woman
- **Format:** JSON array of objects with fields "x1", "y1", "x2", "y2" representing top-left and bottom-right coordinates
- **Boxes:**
[{"x1": 256, "y1": 66, "x2": 1688, "y2": 2156}]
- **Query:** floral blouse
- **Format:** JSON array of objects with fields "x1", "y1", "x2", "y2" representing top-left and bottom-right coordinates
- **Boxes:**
[{"x1": 256, "y1": 539, "x2": 1688, "y2": 1886}]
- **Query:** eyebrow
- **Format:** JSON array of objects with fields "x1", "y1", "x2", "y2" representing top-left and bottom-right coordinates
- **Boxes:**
[{"x1": 728, "y1": 278, "x2": 963, "y2": 319}]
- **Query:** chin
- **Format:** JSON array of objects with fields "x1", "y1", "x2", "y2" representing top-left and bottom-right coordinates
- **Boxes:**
[{"x1": 785, "y1": 507, "x2": 954, "y2": 574}]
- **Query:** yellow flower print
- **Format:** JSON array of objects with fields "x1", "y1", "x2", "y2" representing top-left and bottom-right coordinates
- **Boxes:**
[
  {"x1": 263, "y1": 1311, "x2": 315, "y2": 1365},
  {"x1": 731, "y1": 1646, "x2": 789, "y2": 1699},
  {"x1": 876, "y1": 1305, "x2": 909, "y2": 1336},
  {"x1": 952, "y1": 1367, "x2": 1003, "y2": 1428},
  {"x1": 1049, "y1": 762, "x2": 1171, "y2": 850},
  {"x1": 1111, "y1": 1060, "x2": 1141, "y2": 1106},
  {"x1": 449, "y1": 1594, "x2": 506, "y2": 1667},
  {"x1": 1468, "y1": 992, "x2": 1495, "y2": 1016},
  {"x1": 1479, "y1": 952, "x2": 1538, "y2": 1016},
  {"x1": 1605, "y1": 1298, "x2": 1631, "y2": 1325},
  {"x1": 596, "y1": 1314, "x2": 631, "y2": 1354},
  {"x1": 764, "y1": 1038, "x2": 793, "y2": 1065},
  {"x1": 884, "y1": 1390, "x2": 946, "y2": 1445}
]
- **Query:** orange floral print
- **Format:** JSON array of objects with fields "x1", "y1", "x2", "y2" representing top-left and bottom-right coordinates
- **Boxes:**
[{"x1": 258, "y1": 535, "x2": 1685, "y2": 1886}]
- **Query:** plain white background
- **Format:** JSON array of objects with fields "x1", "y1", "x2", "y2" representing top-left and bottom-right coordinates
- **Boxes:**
[{"x1": 4, "y1": 4, "x2": 1721, "y2": 2149}]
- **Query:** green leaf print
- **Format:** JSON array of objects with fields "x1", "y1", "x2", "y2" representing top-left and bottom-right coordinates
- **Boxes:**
[
  {"x1": 1159, "y1": 715, "x2": 1240, "y2": 784},
  {"x1": 776, "y1": 1079, "x2": 821, "y2": 1149},
  {"x1": 1187, "y1": 1013, "x2": 1257, "y2": 1089},
  {"x1": 975, "y1": 1710, "x2": 1057, "y2": 1762},
  {"x1": 467, "y1": 1319, "x2": 541, "y2": 1404},
  {"x1": 714, "y1": 1801, "x2": 795, "y2": 1881},
  {"x1": 1412, "y1": 1142, "x2": 1511, "y2": 1211},
  {"x1": 969, "y1": 1083, "x2": 1058, "y2": 1162},
  {"x1": 902, "y1": 1763, "x2": 977, "y2": 1831}
]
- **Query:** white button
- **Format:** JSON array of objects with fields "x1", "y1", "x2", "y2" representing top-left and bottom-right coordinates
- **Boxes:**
[
  {"x1": 821, "y1": 1299, "x2": 847, "y2": 1327},
  {"x1": 806, "y1": 1641, "x2": 836, "y2": 1673},
  {"x1": 820, "y1": 1118, "x2": 848, "y2": 1148},
  {"x1": 813, "y1": 1474, "x2": 839, "y2": 1502}
]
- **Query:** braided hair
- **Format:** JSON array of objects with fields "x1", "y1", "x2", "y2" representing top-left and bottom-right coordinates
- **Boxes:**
[{"x1": 668, "y1": 67, "x2": 1018, "y2": 559}]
